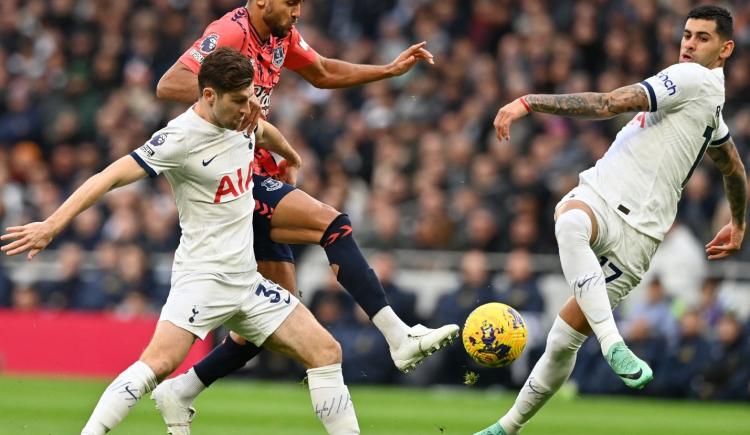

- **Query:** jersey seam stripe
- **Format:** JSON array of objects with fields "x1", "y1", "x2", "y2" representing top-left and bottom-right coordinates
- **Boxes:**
[
  {"x1": 710, "y1": 132, "x2": 730, "y2": 146},
  {"x1": 129, "y1": 151, "x2": 157, "y2": 178},
  {"x1": 639, "y1": 81, "x2": 657, "y2": 112}
]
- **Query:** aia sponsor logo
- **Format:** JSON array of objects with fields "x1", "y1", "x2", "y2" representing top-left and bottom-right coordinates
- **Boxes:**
[{"x1": 213, "y1": 162, "x2": 254, "y2": 203}]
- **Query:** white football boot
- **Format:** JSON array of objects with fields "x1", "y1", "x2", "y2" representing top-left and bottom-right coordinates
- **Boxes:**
[
  {"x1": 151, "y1": 378, "x2": 196, "y2": 435},
  {"x1": 391, "y1": 324, "x2": 460, "y2": 373}
]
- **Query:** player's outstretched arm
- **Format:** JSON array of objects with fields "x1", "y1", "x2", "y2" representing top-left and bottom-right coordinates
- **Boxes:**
[
  {"x1": 494, "y1": 84, "x2": 650, "y2": 141},
  {"x1": 254, "y1": 120, "x2": 302, "y2": 185},
  {"x1": 0, "y1": 156, "x2": 148, "y2": 260},
  {"x1": 294, "y1": 41, "x2": 434, "y2": 89},
  {"x1": 705, "y1": 139, "x2": 747, "y2": 260}
]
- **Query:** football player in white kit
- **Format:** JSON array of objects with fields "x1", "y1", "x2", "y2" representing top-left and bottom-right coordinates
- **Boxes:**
[
  {"x1": 1, "y1": 48, "x2": 360, "y2": 435},
  {"x1": 475, "y1": 5, "x2": 746, "y2": 435}
]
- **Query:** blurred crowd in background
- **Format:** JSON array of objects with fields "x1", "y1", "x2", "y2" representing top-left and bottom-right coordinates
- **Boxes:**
[{"x1": 0, "y1": 0, "x2": 748, "y2": 399}]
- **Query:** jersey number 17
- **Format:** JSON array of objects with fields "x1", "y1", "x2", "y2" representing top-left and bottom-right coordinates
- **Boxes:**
[{"x1": 682, "y1": 125, "x2": 715, "y2": 188}]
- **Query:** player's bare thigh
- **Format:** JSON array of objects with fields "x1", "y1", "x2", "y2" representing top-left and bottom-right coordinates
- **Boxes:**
[
  {"x1": 262, "y1": 302, "x2": 342, "y2": 368},
  {"x1": 139, "y1": 320, "x2": 197, "y2": 380},
  {"x1": 270, "y1": 189, "x2": 340, "y2": 245}
]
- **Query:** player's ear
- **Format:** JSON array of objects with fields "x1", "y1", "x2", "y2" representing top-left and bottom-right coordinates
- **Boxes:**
[
  {"x1": 203, "y1": 87, "x2": 217, "y2": 105},
  {"x1": 719, "y1": 39, "x2": 734, "y2": 60}
]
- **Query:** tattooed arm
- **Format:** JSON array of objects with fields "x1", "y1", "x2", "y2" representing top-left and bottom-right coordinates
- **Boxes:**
[
  {"x1": 525, "y1": 84, "x2": 649, "y2": 118},
  {"x1": 493, "y1": 84, "x2": 650, "y2": 141},
  {"x1": 705, "y1": 138, "x2": 747, "y2": 260}
]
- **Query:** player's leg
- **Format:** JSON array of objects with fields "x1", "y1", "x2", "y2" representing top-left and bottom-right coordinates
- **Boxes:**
[
  {"x1": 270, "y1": 189, "x2": 396, "y2": 322},
  {"x1": 81, "y1": 321, "x2": 195, "y2": 435},
  {"x1": 226, "y1": 277, "x2": 358, "y2": 434},
  {"x1": 474, "y1": 298, "x2": 589, "y2": 435},
  {"x1": 153, "y1": 182, "x2": 302, "y2": 409},
  {"x1": 271, "y1": 188, "x2": 459, "y2": 372},
  {"x1": 555, "y1": 199, "x2": 652, "y2": 388},
  {"x1": 160, "y1": 268, "x2": 295, "y2": 388},
  {"x1": 149, "y1": 272, "x2": 255, "y2": 435},
  {"x1": 477, "y1": 195, "x2": 650, "y2": 435},
  {"x1": 554, "y1": 200, "x2": 621, "y2": 347},
  {"x1": 261, "y1": 300, "x2": 360, "y2": 434}
]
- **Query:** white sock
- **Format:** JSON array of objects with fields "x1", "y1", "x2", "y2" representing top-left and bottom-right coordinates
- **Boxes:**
[
  {"x1": 555, "y1": 209, "x2": 623, "y2": 355},
  {"x1": 500, "y1": 316, "x2": 587, "y2": 434},
  {"x1": 307, "y1": 363, "x2": 360, "y2": 434},
  {"x1": 167, "y1": 368, "x2": 206, "y2": 403},
  {"x1": 371, "y1": 306, "x2": 410, "y2": 349},
  {"x1": 81, "y1": 361, "x2": 158, "y2": 434}
]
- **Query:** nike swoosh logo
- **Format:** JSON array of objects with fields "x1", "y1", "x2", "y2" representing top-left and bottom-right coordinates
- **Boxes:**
[
  {"x1": 618, "y1": 368, "x2": 642, "y2": 380},
  {"x1": 576, "y1": 276, "x2": 595, "y2": 289},
  {"x1": 202, "y1": 155, "x2": 218, "y2": 166},
  {"x1": 124, "y1": 385, "x2": 138, "y2": 400}
]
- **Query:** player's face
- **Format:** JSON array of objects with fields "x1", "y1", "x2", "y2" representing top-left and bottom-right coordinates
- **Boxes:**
[
  {"x1": 209, "y1": 86, "x2": 256, "y2": 130},
  {"x1": 263, "y1": 0, "x2": 302, "y2": 37},
  {"x1": 680, "y1": 19, "x2": 734, "y2": 68}
]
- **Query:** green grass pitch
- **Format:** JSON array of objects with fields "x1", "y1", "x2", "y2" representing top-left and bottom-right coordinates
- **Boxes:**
[{"x1": 0, "y1": 375, "x2": 747, "y2": 434}]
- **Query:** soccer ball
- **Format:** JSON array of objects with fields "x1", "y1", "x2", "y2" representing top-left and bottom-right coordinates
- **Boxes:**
[{"x1": 462, "y1": 302, "x2": 528, "y2": 368}]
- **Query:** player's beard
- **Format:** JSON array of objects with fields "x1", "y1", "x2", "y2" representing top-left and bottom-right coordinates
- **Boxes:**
[
  {"x1": 265, "y1": 11, "x2": 293, "y2": 37},
  {"x1": 214, "y1": 110, "x2": 243, "y2": 130}
]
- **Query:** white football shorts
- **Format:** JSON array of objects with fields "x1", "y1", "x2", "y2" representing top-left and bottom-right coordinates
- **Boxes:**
[
  {"x1": 556, "y1": 181, "x2": 660, "y2": 308},
  {"x1": 159, "y1": 270, "x2": 299, "y2": 345}
]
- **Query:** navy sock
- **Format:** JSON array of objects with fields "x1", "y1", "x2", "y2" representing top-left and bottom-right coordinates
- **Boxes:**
[
  {"x1": 321, "y1": 214, "x2": 389, "y2": 318},
  {"x1": 193, "y1": 336, "x2": 262, "y2": 386}
]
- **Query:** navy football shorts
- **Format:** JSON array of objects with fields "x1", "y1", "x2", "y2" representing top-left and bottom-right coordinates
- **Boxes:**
[{"x1": 252, "y1": 174, "x2": 296, "y2": 263}]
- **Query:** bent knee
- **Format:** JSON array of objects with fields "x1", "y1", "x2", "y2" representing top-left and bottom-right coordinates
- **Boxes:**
[
  {"x1": 554, "y1": 209, "x2": 592, "y2": 246},
  {"x1": 311, "y1": 338, "x2": 342, "y2": 367},
  {"x1": 317, "y1": 203, "x2": 341, "y2": 228},
  {"x1": 140, "y1": 355, "x2": 179, "y2": 380}
]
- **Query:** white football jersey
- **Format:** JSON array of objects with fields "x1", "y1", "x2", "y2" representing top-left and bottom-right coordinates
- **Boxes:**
[
  {"x1": 580, "y1": 62, "x2": 730, "y2": 241},
  {"x1": 131, "y1": 107, "x2": 257, "y2": 273}
]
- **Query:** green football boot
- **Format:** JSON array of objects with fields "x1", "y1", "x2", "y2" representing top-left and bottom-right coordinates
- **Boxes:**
[
  {"x1": 605, "y1": 341, "x2": 654, "y2": 389},
  {"x1": 473, "y1": 422, "x2": 508, "y2": 435}
]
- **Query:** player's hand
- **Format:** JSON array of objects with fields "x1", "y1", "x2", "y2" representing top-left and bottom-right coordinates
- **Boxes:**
[
  {"x1": 239, "y1": 96, "x2": 262, "y2": 134},
  {"x1": 494, "y1": 98, "x2": 531, "y2": 142},
  {"x1": 277, "y1": 159, "x2": 299, "y2": 186},
  {"x1": 705, "y1": 221, "x2": 745, "y2": 260},
  {"x1": 1, "y1": 221, "x2": 55, "y2": 260},
  {"x1": 388, "y1": 41, "x2": 434, "y2": 76}
]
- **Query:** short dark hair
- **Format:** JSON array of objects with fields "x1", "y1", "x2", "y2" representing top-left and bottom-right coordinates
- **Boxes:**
[
  {"x1": 687, "y1": 5, "x2": 733, "y2": 40},
  {"x1": 198, "y1": 47, "x2": 254, "y2": 94}
]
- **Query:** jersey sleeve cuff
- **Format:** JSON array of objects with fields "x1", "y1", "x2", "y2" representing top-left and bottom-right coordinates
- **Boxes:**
[
  {"x1": 178, "y1": 55, "x2": 201, "y2": 74},
  {"x1": 639, "y1": 81, "x2": 657, "y2": 112},
  {"x1": 710, "y1": 132, "x2": 731, "y2": 147},
  {"x1": 129, "y1": 151, "x2": 158, "y2": 177}
]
